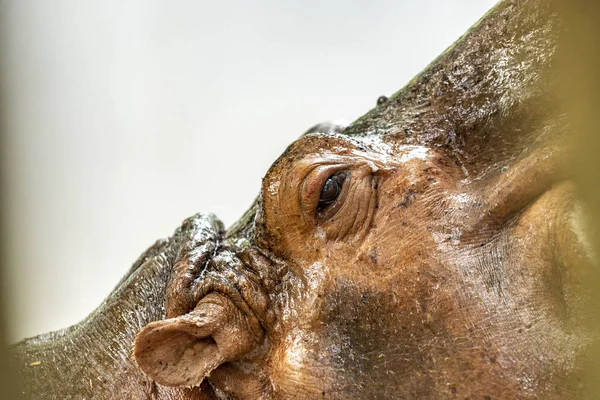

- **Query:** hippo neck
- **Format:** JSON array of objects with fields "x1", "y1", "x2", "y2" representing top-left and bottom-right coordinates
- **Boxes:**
[{"x1": 10, "y1": 241, "x2": 177, "y2": 399}]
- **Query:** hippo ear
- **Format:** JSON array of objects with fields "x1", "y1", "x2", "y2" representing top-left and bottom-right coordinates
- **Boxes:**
[
  {"x1": 133, "y1": 293, "x2": 256, "y2": 387},
  {"x1": 303, "y1": 120, "x2": 348, "y2": 136}
]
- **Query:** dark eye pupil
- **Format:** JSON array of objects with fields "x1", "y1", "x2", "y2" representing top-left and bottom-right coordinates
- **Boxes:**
[{"x1": 320, "y1": 176, "x2": 341, "y2": 203}]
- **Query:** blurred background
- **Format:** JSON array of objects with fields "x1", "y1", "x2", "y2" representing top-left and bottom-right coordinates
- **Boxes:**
[{"x1": 0, "y1": 0, "x2": 496, "y2": 342}]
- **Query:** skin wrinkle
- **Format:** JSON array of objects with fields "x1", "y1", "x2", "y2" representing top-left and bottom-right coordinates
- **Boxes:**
[
  {"x1": 333, "y1": 179, "x2": 358, "y2": 242},
  {"x1": 346, "y1": 172, "x2": 371, "y2": 241},
  {"x1": 357, "y1": 176, "x2": 378, "y2": 244}
]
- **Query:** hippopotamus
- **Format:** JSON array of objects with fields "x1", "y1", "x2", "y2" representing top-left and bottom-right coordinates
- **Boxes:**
[{"x1": 10, "y1": 0, "x2": 597, "y2": 398}]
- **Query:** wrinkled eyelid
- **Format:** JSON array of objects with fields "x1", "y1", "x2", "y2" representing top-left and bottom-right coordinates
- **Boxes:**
[
  {"x1": 298, "y1": 165, "x2": 327, "y2": 204},
  {"x1": 299, "y1": 164, "x2": 345, "y2": 219}
]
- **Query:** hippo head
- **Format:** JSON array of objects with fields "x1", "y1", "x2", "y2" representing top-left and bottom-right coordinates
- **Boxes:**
[
  {"x1": 133, "y1": 134, "x2": 591, "y2": 399},
  {"x1": 131, "y1": 3, "x2": 594, "y2": 398},
  {"x1": 10, "y1": 0, "x2": 597, "y2": 399}
]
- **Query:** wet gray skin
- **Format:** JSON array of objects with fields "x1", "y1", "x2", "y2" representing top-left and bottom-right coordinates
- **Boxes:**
[{"x1": 10, "y1": 0, "x2": 597, "y2": 399}]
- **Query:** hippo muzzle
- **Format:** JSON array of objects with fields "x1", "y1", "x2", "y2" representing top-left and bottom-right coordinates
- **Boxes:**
[{"x1": 134, "y1": 213, "x2": 287, "y2": 396}]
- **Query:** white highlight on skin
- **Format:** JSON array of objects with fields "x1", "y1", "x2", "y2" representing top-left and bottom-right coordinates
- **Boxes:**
[
  {"x1": 447, "y1": 192, "x2": 474, "y2": 210},
  {"x1": 315, "y1": 227, "x2": 326, "y2": 240},
  {"x1": 346, "y1": 144, "x2": 431, "y2": 176},
  {"x1": 398, "y1": 145, "x2": 430, "y2": 163},
  {"x1": 279, "y1": 262, "x2": 327, "y2": 326},
  {"x1": 283, "y1": 334, "x2": 307, "y2": 370},
  {"x1": 303, "y1": 133, "x2": 431, "y2": 174},
  {"x1": 278, "y1": 262, "x2": 331, "y2": 390},
  {"x1": 231, "y1": 237, "x2": 250, "y2": 249},
  {"x1": 358, "y1": 134, "x2": 394, "y2": 154},
  {"x1": 570, "y1": 202, "x2": 597, "y2": 264},
  {"x1": 268, "y1": 179, "x2": 280, "y2": 198},
  {"x1": 304, "y1": 262, "x2": 327, "y2": 293}
]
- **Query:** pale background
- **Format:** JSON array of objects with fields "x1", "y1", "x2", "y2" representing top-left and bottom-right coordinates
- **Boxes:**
[{"x1": 0, "y1": 0, "x2": 497, "y2": 341}]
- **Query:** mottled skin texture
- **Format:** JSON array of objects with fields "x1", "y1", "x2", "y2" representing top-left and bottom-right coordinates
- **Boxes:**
[{"x1": 10, "y1": 0, "x2": 596, "y2": 399}]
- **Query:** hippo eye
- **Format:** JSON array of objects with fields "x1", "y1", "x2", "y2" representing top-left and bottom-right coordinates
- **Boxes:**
[
  {"x1": 317, "y1": 171, "x2": 347, "y2": 211},
  {"x1": 320, "y1": 176, "x2": 340, "y2": 203}
]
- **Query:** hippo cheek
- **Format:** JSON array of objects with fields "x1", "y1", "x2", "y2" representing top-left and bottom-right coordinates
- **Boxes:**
[{"x1": 260, "y1": 270, "x2": 459, "y2": 400}]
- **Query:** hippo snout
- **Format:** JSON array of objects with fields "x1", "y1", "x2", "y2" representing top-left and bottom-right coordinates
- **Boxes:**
[{"x1": 134, "y1": 213, "x2": 280, "y2": 389}]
